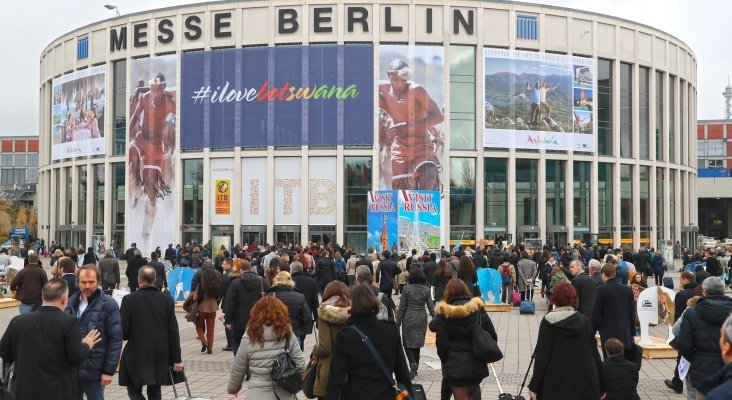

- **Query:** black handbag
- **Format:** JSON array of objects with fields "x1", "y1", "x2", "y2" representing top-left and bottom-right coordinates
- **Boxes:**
[
  {"x1": 302, "y1": 354, "x2": 319, "y2": 399},
  {"x1": 472, "y1": 311, "x2": 503, "y2": 363},
  {"x1": 271, "y1": 335, "x2": 303, "y2": 395}
]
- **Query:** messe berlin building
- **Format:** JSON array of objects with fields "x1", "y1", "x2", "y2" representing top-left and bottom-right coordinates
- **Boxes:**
[{"x1": 37, "y1": 0, "x2": 698, "y2": 256}]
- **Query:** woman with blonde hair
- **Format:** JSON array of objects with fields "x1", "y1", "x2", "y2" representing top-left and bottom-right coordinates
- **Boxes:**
[
  {"x1": 267, "y1": 271, "x2": 313, "y2": 350},
  {"x1": 312, "y1": 281, "x2": 350, "y2": 398},
  {"x1": 227, "y1": 296, "x2": 306, "y2": 399}
]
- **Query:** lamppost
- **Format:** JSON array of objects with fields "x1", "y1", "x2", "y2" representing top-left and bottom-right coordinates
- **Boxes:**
[{"x1": 104, "y1": 4, "x2": 120, "y2": 16}]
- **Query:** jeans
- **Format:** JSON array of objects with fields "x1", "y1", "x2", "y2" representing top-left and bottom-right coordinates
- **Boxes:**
[
  {"x1": 347, "y1": 275, "x2": 355, "y2": 286},
  {"x1": 655, "y1": 272, "x2": 664, "y2": 287},
  {"x1": 501, "y1": 283, "x2": 512, "y2": 303},
  {"x1": 127, "y1": 385, "x2": 161, "y2": 400},
  {"x1": 77, "y1": 380, "x2": 104, "y2": 400},
  {"x1": 19, "y1": 303, "x2": 34, "y2": 314}
]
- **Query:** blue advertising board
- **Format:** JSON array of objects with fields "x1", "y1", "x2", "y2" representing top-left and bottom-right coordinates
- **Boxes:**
[
  {"x1": 367, "y1": 191, "x2": 399, "y2": 254},
  {"x1": 180, "y1": 44, "x2": 374, "y2": 149}
]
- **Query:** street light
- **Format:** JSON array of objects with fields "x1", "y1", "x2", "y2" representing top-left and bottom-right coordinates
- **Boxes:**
[{"x1": 104, "y1": 4, "x2": 120, "y2": 16}]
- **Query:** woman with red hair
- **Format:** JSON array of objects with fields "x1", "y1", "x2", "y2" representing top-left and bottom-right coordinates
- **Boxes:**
[
  {"x1": 227, "y1": 296, "x2": 306, "y2": 399},
  {"x1": 527, "y1": 281, "x2": 606, "y2": 400}
]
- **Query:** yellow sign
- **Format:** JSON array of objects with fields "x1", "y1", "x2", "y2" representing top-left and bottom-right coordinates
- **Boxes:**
[{"x1": 215, "y1": 179, "x2": 231, "y2": 215}]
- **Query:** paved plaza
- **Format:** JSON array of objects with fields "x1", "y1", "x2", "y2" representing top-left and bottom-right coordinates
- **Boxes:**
[{"x1": 0, "y1": 259, "x2": 694, "y2": 399}]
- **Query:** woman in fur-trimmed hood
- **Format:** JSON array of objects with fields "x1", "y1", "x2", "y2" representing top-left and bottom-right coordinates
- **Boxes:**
[
  {"x1": 312, "y1": 281, "x2": 351, "y2": 398},
  {"x1": 429, "y1": 278, "x2": 497, "y2": 399}
]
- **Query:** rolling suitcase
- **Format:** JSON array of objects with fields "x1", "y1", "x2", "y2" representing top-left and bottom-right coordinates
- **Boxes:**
[
  {"x1": 169, "y1": 369, "x2": 213, "y2": 400},
  {"x1": 490, "y1": 363, "x2": 526, "y2": 400},
  {"x1": 519, "y1": 287, "x2": 535, "y2": 315},
  {"x1": 511, "y1": 289, "x2": 521, "y2": 307}
]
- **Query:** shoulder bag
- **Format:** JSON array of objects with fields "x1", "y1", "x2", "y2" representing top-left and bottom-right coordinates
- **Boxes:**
[
  {"x1": 348, "y1": 325, "x2": 411, "y2": 400},
  {"x1": 472, "y1": 311, "x2": 503, "y2": 363},
  {"x1": 271, "y1": 335, "x2": 303, "y2": 396},
  {"x1": 302, "y1": 326, "x2": 319, "y2": 399}
]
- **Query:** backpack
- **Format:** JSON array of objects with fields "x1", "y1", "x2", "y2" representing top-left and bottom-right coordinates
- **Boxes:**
[
  {"x1": 500, "y1": 265, "x2": 511, "y2": 285},
  {"x1": 376, "y1": 292, "x2": 390, "y2": 321}
]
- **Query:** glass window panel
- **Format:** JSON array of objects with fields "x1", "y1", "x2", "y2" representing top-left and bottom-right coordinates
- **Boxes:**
[
  {"x1": 66, "y1": 167, "x2": 73, "y2": 224},
  {"x1": 639, "y1": 166, "x2": 649, "y2": 226},
  {"x1": 598, "y1": 163, "x2": 613, "y2": 227},
  {"x1": 484, "y1": 158, "x2": 507, "y2": 227},
  {"x1": 620, "y1": 63, "x2": 632, "y2": 158},
  {"x1": 78, "y1": 165, "x2": 87, "y2": 225},
  {"x1": 27, "y1": 154, "x2": 38, "y2": 167},
  {"x1": 639, "y1": 67, "x2": 650, "y2": 159},
  {"x1": 344, "y1": 157, "x2": 371, "y2": 228},
  {"x1": 680, "y1": 80, "x2": 687, "y2": 166},
  {"x1": 656, "y1": 168, "x2": 664, "y2": 236},
  {"x1": 669, "y1": 76, "x2": 675, "y2": 163},
  {"x1": 14, "y1": 155, "x2": 26, "y2": 167},
  {"x1": 545, "y1": 160, "x2": 565, "y2": 226},
  {"x1": 597, "y1": 60, "x2": 613, "y2": 156},
  {"x1": 113, "y1": 60, "x2": 127, "y2": 156},
  {"x1": 620, "y1": 165, "x2": 633, "y2": 226},
  {"x1": 93, "y1": 164, "x2": 105, "y2": 226},
  {"x1": 450, "y1": 45, "x2": 475, "y2": 150},
  {"x1": 573, "y1": 161, "x2": 591, "y2": 228},
  {"x1": 656, "y1": 72, "x2": 664, "y2": 161},
  {"x1": 669, "y1": 170, "x2": 676, "y2": 236},
  {"x1": 183, "y1": 159, "x2": 204, "y2": 225},
  {"x1": 450, "y1": 158, "x2": 475, "y2": 226},
  {"x1": 112, "y1": 163, "x2": 125, "y2": 227},
  {"x1": 516, "y1": 159, "x2": 538, "y2": 225}
]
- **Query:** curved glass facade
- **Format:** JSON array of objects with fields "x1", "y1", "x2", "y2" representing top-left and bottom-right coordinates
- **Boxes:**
[{"x1": 36, "y1": 1, "x2": 698, "y2": 253}]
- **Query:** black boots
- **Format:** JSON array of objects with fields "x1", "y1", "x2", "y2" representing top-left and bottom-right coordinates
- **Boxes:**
[{"x1": 664, "y1": 379, "x2": 683, "y2": 394}]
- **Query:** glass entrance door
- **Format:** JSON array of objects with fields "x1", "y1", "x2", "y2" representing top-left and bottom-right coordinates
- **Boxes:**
[{"x1": 275, "y1": 226, "x2": 301, "y2": 246}]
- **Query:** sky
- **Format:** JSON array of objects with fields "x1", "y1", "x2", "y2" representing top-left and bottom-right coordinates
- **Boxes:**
[{"x1": 0, "y1": 0, "x2": 730, "y2": 136}]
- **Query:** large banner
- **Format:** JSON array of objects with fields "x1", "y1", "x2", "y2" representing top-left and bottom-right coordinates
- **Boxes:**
[
  {"x1": 180, "y1": 45, "x2": 373, "y2": 148},
  {"x1": 367, "y1": 190, "x2": 442, "y2": 254},
  {"x1": 483, "y1": 49, "x2": 595, "y2": 152},
  {"x1": 308, "y1": 157, "x2": 337, "y2": 225},
  {"x1": 210, "y1": 158, "x2": 234, "y2": 225},
  {"x1": 378, "y1": 45, "x2": 445, "y2": 192},
  {"x1": 241, "y1": 158, "x2": 267, "y2": 225},
  {"x1": 274, "y1": 157, "x2": 302, "y2": 225},
  {"x1": 51, "y1": 65, "x2": 106, "y2": 160},
  {"x1": 126, "y1": 55, "x2": 177, "y2": 256},
  {"x1": 367, "y1": 191, "x2": 398, "y2": 254}
]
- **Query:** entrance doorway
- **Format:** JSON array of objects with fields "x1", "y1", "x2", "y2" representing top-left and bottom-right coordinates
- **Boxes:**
[
  {"x1": 309, "y1": 225, "x2": 335, "y2": 245},
  {"x1": 275, "y1": 225, "x2": 301, "y2": 246},
  {"x1": 211, "y1": 226, "x2": 234, "y2": 252},
  {"x1": 241, "y1": 226, "x2": 266, "y2": 247},
  {"x1": 516, "y1": 225, "x2": 539, "y2": 246},
  {"x1": 547, "y1": 226, "x2": 569, "y2": 249}
]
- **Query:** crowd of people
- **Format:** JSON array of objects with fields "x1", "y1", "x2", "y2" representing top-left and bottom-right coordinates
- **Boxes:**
[{"x1": 1, "y1": 239, "x2": 732, "y2": 399}]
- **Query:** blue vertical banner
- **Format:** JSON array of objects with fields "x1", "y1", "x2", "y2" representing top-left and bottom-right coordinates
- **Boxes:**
[
  {"x1": 367, "y1": 191, "x2": 399, "y2": 254},
  {"x1": 396, "y1": 190, "x2": 441, "y2": 253},
  {"x1": 180, "y1": 44, "x2": 374, "y2": 148}
]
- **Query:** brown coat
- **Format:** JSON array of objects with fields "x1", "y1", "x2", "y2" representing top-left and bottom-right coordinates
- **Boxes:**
[{"x1": 312, "y1": 301, "x2": 349, "y2": 397}]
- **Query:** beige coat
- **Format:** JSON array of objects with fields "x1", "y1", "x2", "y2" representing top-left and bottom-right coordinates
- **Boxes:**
[{"x1": 312, "y1": 301, "x2": 350, "y2": 397}]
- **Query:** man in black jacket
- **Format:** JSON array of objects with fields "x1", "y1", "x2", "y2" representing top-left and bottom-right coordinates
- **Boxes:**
[
  {"x1": 224, "y1": 260, "x2": 269, "y2": 355},
  {"x1": 633, "y1": 248, "x2": 649, "y2": 280},
  {"x1": 164, "y1": 244, "x2": 177, "y2": 266},
  {"x1": 0, "y1": 279, "x2": 101, "y2": 400},
  {"x1": 664, "y1": 271, "x2": 699, "y2": 393},
  {"x1": 675, "y1": 277, "x2": 732, "y2": 398},
  {"x1": 355, "y1": 253, "x2": 372, "y2": 275},
  {"x1": 591, "y1": 264, "x2": 636, "y2": 363},
  {"x1": 376, "y1": 250, "x2": 398, "y2": 299},
  {"x1": 695, "y1": 264, "x2": 711, "y2": 285},
  {"x1": 570, "y1": 260, "x2": 597, "y2": 320},
  {"x1": 602, "y1": 338, "x2": 640, "y2": 400},
  {"x1": 119, "y1": 266, "x2": 183, "y2": 399},
  {"x1": 705, "y1": 251, "x2": 721, "y2": 277},
  {"x1": 291, "y1": 261, "x2": 319, "y2": 342},
  {"x1": 123, "y1": 243, "x2": 137, "y2": 263}
]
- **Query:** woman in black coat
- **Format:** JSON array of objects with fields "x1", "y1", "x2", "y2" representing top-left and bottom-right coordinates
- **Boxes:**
[
  {"x1": 432, "y1": 259, "x2": 453, "y2": 302},
  {"x1": 314, "y1": 250, "x2": 335, "y2": 294},
  {"x1": 457, "y1": 256, "x2": 478, "y2": 297},
  {"x1": 266, "y1": 271, "x2": 313, "y2": 350},
  {"x1": 528, "y1": 281, "x2": 606, "y2": 400},
  {"x1": 325, "y1": 284, "x2": 412, "y2": 400},
  {"x1": 429, "y1": 279, "x2": 497, "y2": 400}
]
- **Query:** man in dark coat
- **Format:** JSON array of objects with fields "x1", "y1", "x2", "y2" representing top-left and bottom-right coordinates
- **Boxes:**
[
  {"x1": 695, "y1": 264, "x2": 711, "y2": 285},
  {"x1": 375, "y1": 250, "x2": 398, "y2": 299},
  {"x1": 146, "y1": 251, "x2": 168, "y2": 290},
  {"x1": 633, "y1": 248, "x2": 649, "y2": 280},
  {"x1": 119, "y1": 266, "x2": 183, "y2": 399},
  {"x1": 291, "y1": 261, "x2": 319, "y2": 332},
  {"x1": 422, "y1": 253, "x2": 438, "y2": 290},
  {"x1": 164, "y1": 244, "x2": 177, "y2": 266},
  {"x1": 224, "y1": 261, "x2": 269, "y2": 355},
  {"x1": 697, "y1": 314, "x2": 732, "y2": 399},
  {"x1": 591, "y1": 264, "x2": 636, "y2": 362},
  {"x1": 705, "y1": 251, "x2": 721, "y2": 277},
  {"x1": 125, "y1": 250, "x2": 147, "y2": 292},
  {"x1": 675, "y1": 277, "x2": 732, "y2": 397},
  {"x1": 9, "y1": 252, "x2": 48, "y2": 313},
  {"x1": 98, "y1": 249, "x2": 121, "y2": 291},
  {"x1": 355, "y1": 253, "x2": 373, "y2": 275},
  {"x1": 489, "y1": 248, "x2": 503, "y2": 269},
  {"x1": 0, "y1": 279, "x2": 101, "y2": 400},
  {"x1": 123, "y1": 243, "x2": 137, "y2": 263},
  {"x1": 65, "y1": 265, "x2": 123, "y2": 400},
  {"x1": 665, "y1": 271, "x2": 700, "y2": 393},
  {"x1": 570, "y1": 260, "x2": 597, "y2": 320}
]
